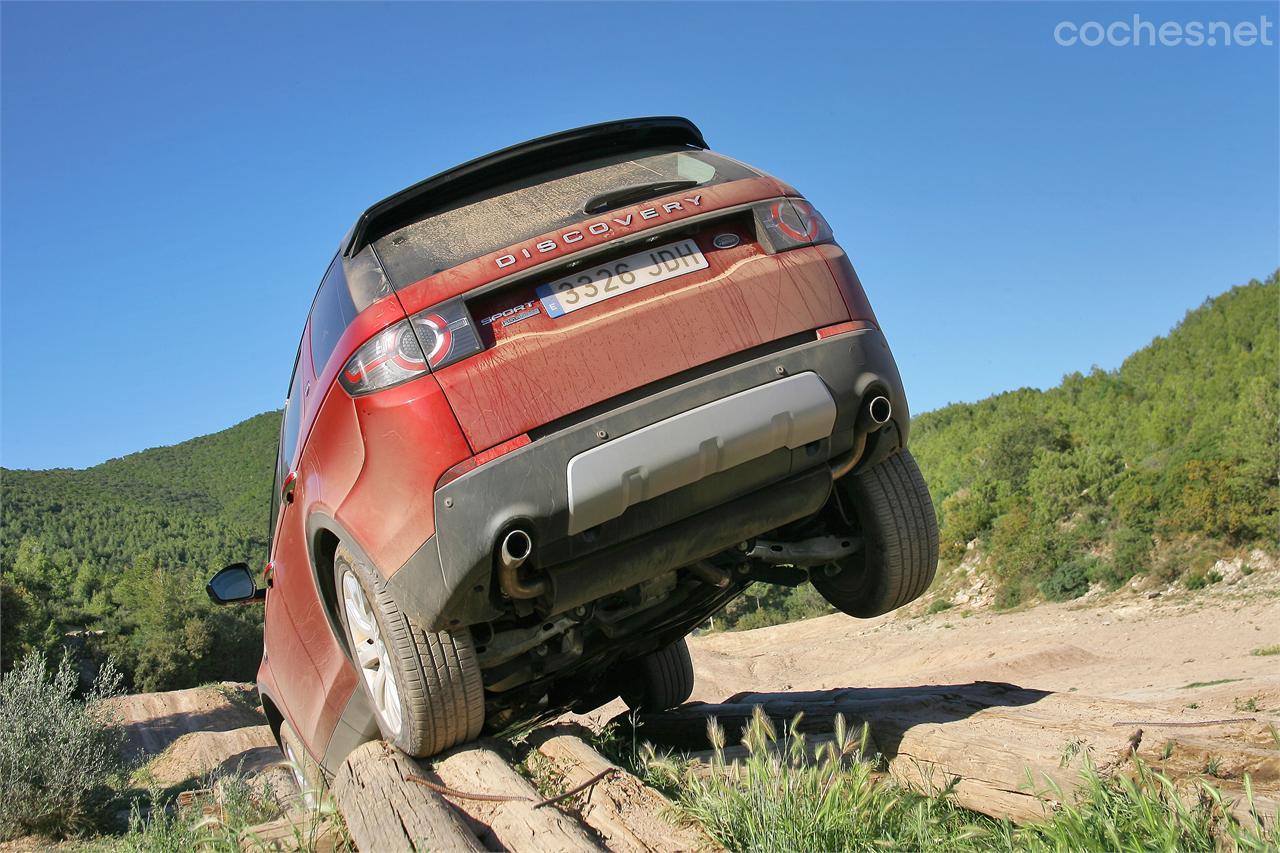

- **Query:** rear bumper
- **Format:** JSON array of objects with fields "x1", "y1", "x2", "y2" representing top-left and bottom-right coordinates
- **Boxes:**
[{"x1": 389, "y1": 327, "x2": 907, "y2": 631}]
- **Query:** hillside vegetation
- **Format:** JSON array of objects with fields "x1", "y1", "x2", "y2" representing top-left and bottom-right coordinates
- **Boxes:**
[
  {"x1": 2, "y1": 275, "x2": 1276, "y2": 680},
  {"x1": 912, "y1": 272, "x2": 1277, "y2": 606},
  {"x1": 1, "y1": 412, "x2": 278, "y2": 689}
]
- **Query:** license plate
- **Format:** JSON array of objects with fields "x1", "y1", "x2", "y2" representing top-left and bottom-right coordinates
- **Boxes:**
[{"x1": 536, "y1": 238, "x2": 708, "y2": 318}]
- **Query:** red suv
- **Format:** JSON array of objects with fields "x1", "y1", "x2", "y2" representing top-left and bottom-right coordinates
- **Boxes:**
[{"x1": 208, "y1": 117, "x2": 938, "y2": 785}]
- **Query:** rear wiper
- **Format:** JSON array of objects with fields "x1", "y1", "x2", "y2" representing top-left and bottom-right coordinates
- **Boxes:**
[{"x1": 582, "y1": 179, "x2": 700, "y2": 215}]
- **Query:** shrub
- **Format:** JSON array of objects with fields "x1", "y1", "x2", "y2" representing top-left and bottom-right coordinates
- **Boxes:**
[
  {"x1": 1183, "y1": 569, "x2": 1222, "y2": 591},
  {"x1": 1095, "y1": 526, "x2": 1152, "y2": 588},
  {"x1": 927, "y1": 599, "x2": 954, "y2": 615},
  {"x1": 938, "y1": 486, "x2": 997, "y2": 561},
  {"x1": 1039, "y1": 559, "x2": 1091, "y2": 602},
  {"x1": 0, "y1": 651, "x2": 127, "y2": 840}
]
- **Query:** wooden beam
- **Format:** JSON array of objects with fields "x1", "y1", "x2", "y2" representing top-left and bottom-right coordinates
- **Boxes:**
[
  {"x1": 331, "y1": 741, "x2": 483, "y2": 852},
  {"x1": 428, "y1": 739, "x2": 603, "y2": 851},
  {"x1": 529, "y1": 724, "x2": 723, "y2": 853}
]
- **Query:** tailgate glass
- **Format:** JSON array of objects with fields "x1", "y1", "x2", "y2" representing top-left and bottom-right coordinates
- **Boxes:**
[{"x1": 373, "y1": 148, "x2": 758, "y2": 288}]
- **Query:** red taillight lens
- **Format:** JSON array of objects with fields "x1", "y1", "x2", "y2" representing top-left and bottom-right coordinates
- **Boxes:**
[
  {"x1": 408, "y1": 298, "x2": 483, "y2": 370},
  {"x1": 339, "y1": 300, "x2": 485, "y2": 396},
  {"x1": 338, "y1": 320, "x2": 428, "y2": 396},
  {"x1": 753, "y1": 199, "x2": 834, "y2": 253}
]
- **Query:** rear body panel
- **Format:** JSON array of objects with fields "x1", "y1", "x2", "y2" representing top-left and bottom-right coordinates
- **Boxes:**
[{"x1": 435, "y1": 239, "x2": 852, "y2": 451}]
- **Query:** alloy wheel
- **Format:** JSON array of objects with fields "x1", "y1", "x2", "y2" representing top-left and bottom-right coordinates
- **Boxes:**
[{"x1": 341, "y1": 570, "x2": 404, "y2": 738}]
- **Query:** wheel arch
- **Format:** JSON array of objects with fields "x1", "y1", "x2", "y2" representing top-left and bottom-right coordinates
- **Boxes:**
[
  {"x1": 259, "y1": 690, "x2": 285, "y2": 746},
  {"x1": 306, "y1": 511, "x2": 382, "y2": 662}
]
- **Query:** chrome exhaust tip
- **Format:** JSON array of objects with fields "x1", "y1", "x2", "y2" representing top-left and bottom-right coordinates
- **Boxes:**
[
  {"x1": 867, "y1": 395, "x2": 892, "y2": 426},
  {"x1": 499, "y1": 528, "x2": 532, "y2": 571}
]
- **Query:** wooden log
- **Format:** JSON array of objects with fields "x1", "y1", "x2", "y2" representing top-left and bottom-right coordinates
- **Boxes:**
[
  {"x1": 331, "y1": 741, "x2": 483, "y2": 852},
  {"x1": 239, "y1": 812, "x2": 341, "y2": 852},
  {"x1": 429, "y1": 739, "x2": 603, "y2": 852},
  {"x1": 621, "y1": 682, "x2": 1280, "y2": 825},
  {"x1": 529, "y1": 724, "x2": 722, "y2": 853}
]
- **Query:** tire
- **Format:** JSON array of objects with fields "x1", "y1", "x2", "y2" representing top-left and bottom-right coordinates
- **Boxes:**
[
  {"x1": 334, "y1": 544, "x2": 484, "y2": 757},
  {"x1": 620, "y1": 637, "x2": 694, "y2": 712},
  {"x1": 811, "y1": 448, "x2": 939, "y2": 618},
  {"x1": 277, "y1": 717, "x2": 326, "y2": 808}
]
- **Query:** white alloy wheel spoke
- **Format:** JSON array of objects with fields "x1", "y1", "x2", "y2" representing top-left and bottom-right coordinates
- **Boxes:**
[{"x1": 341, "y1": 569, "x2": 403, "y2": 738}]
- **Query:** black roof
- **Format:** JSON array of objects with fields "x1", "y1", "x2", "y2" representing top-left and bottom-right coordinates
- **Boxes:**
[{"x1": 343, "y1": 116, "x2": 707, "y2": 258}]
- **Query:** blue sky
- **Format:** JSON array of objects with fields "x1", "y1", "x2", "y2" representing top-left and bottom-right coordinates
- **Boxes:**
[{"x1": 2, "y1": 1, "x2": 1276, "y2": 470}]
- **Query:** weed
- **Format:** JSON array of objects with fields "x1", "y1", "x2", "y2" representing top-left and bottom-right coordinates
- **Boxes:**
[
  {"x1": 927, "y1": 599, "x2": 954, "y2": 615},
  {"x1": 651, "y1": 712, "x2": 1280, "y2": 851},
  {"x1": 1161, "y1": 740, "x2": 1175, "y2": 761},
  {"x1": 1059, "y1": 738, "x2": 1088, "y2": 768},
  {"x1": 1251, "y1": 644, "x2": 1280, "y2": 657},
  {"x1": 86, "y1": 767, "x2": 347, "y2": 852},
  {"x1": 1182, "y1": 678, "x2": 1242, "y2": 689},
  {"x1": 1235, "y1": 696, "x2": 1262, "y2": 713}
]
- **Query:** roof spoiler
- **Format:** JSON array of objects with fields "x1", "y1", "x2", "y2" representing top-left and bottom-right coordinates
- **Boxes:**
[{"x1": 342, "y1": 116, "x2": 708, "y2": 258}]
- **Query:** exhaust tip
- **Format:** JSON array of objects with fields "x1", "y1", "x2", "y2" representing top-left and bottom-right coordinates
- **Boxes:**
[
  {"x1": 500, "y1": 529, "x2": 532, "y2": 568},
  {"x1": 867, "y1": 395, "x2": 892, "y2": 426}
]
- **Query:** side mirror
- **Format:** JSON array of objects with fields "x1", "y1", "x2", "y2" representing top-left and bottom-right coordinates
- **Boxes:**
[{"x1": 207, "y1": 563, "x2": 266, "y2": 605}]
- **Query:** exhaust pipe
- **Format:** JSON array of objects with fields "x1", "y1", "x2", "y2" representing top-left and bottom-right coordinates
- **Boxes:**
[
  {"x1": 866, "y1": 395, "x2": 892, "y2": 426},
  {"x1": 497, "y1": 529, "x2": 547, "y2": 599},
  {"x1": 833, "y1": 394, "x2": 893, "y2": 479}
]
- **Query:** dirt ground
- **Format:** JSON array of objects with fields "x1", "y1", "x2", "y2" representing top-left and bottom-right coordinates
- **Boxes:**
[
  {"x1": 685, "y1": 567, "x2": 1280, "y2": 722},
  {"x1": 107, "y1": 682, "x2": 278, "y2": 786}
]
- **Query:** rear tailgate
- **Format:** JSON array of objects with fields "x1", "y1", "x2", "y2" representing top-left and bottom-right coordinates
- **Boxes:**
[{"x1": 429, "y1": 192, "x2": 851, "y2": 452}]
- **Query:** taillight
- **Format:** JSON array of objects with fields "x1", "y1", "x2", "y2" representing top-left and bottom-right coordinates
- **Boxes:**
[
  {"x1": 338, "y1": 321, "x2": 428, "y2": 396},
  {"x1": 338, "y1": 299, "x2": 486, "y2": 396},
  {"x1": 753, "y1": 199, "x2": 834, "y2": 253},
  {"x1": 408, "y1": 298, "x2": 483, "y2": 370}
]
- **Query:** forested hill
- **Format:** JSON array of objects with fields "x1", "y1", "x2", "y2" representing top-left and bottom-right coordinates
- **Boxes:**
[
  {"x1": 909, "y1": 272, "x2": 1278, "y2": 605},
  {"x1": 1, "y1": 412, "x2": 279, "y2": 688},
  {"x1": 1, "y1": 411, "x2": 280, "y2": 573}
]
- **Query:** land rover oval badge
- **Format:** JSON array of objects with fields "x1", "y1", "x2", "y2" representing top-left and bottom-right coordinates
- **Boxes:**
[{"x1": 713, "y1": 233, "x2": 740, "y2": 249}]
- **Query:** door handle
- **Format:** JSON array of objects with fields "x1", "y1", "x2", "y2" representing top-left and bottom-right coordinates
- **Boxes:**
[{"x1": 281, "y1": 471, "x2": 298, "y2": 504}]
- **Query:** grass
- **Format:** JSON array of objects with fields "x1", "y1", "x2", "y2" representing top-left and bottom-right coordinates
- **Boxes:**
[
  {"x1": 1182, "y1": 678, "x2": 1243, "y2": 689},
  {"x1": 1251, "y1": 645, "x2": 1280, "y2": 657},
  {"x1": 79, "y1": 767, "x2": 348, "y2": 852},
  {"x1": 635, "y1": 709, "x2": 1279, "y2": 852}
]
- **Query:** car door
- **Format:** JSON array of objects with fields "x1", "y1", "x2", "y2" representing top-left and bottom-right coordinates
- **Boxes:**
[{"x1": 264, "y1": 325, "x2": 339, "y2": 749}]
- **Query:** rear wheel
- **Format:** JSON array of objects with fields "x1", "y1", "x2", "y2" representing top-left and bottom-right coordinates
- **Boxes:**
[
  {"x1": 621, "y1": 637, "x2": 695, "y2": 712},
  {"x1": 812, "y1": 448, "x2": 939, "y2": 618},
  {"x1": 334, "y1": 544, "x2": 484, "y2": 757}
]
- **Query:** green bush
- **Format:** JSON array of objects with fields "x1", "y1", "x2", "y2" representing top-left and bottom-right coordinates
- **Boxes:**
[
  {"x1": 1182, "y1": 569, "x2": 1222, "y2": 591},
  {"x1": 1039, "y1": 559, "x2": 1092, "y2": 602},
  {"x1": 0, "y1": 652, "x2": 127, "y2": 840},
  {"x1": 1095, "y1": 526, "x2": 1152, "y2": 588}
]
